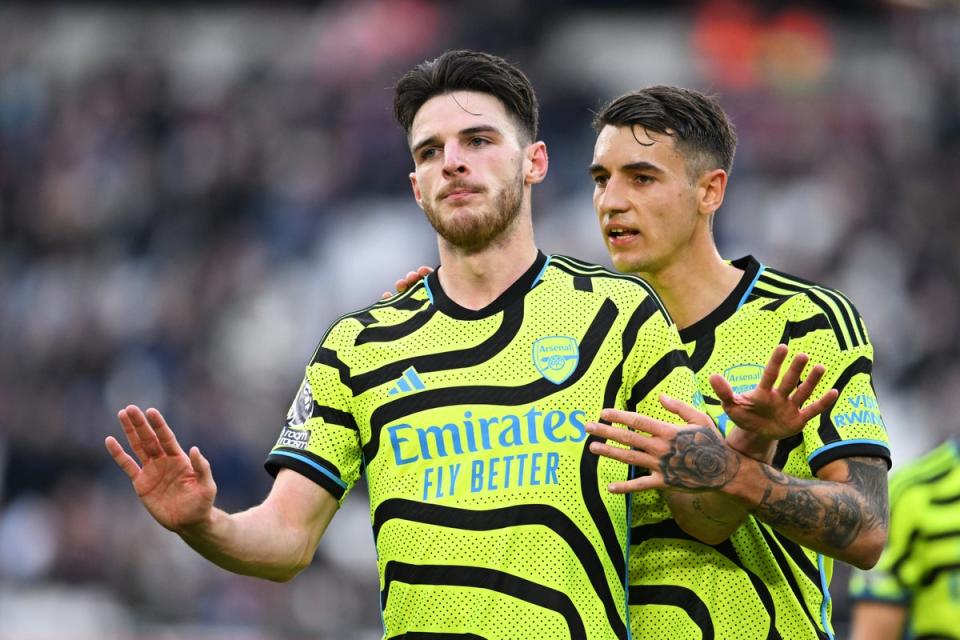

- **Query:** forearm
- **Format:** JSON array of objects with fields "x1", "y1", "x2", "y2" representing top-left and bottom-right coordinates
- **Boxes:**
[
  {"x1": 724, "y1": 456, "x2": 888, "y2": 568},
  {"x1": 178, "y1": 502, "x2": 324, "y2": 582},
  {"x1": 177, "y1": 470, "x2": 338, "y2": 582},
  {"x1": 661, "y1": 489, "x2": 749, "y2": 544},
  {"x1": 585, "y1": 413, "x2": 883, "y2": 555}
]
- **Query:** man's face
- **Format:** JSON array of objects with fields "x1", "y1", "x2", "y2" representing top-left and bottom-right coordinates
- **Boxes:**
[
  {"x1": 408, "y1": 91, "x2": 527, "y2": 252},
  {"x1": 590, "y1": 125, "x2": 703, "y2": 276}
]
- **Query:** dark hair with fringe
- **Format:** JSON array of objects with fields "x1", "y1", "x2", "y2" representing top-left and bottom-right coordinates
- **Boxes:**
[
  {"x1": 593, "y1": 86, "x2": 736, "y2": 177},
  {"x1": 394, "y1": 49, "x2": 539, "y2": 144}
]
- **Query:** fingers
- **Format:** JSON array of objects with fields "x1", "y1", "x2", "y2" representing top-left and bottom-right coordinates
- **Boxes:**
[
  {"x1": 791, "y1": 363, "x2": 825, "y2": 406},
  {"x1": 658, "y1": 394, "x2": 712, "y2": 427},
  {"x1": 588, "y1": 439, "x2": 659, "y2": 469},
  {"x1": 758, "y1": 344, "x2": 789, "y2": 391},
  {"x1": 391, "y1": 267, "x2": 433, "y2": 295},
  {"x1": 598, "y1": 408, "x2": 675, "y2": 437},
  {"x1": 798, "y1": 388, "x2": 839, "y2": 422},
  {"x1": 585, "y1": 422, "x2": 650, "y2": 452},
  {"x1": 119, "y1": 405, "x2": 162, "y2": 459},
  {"x1": 608, "y1": 474, "x2": 664, "y2": 494},
  {"x1": 708, "y1": 373, "x2": 736, "y2": 405},
  {"x1": 117, "y1": 408, "x2": 149, "y2": 464},
  {"x1": 777, "y1": 353, "x2": 810, "y2": 395},
  {"x1": 145, "y1": 408, "x2": 184, "y2": 457},
  {"x1": 105, "y1": 436, "x2": 141, "y2": 480},
  {"x1": 117, "y1": 405, "x2": 183, "y2": 462},
  {"x1": 397, "y1": 269, "x2": 427, "y2": 294},
  {"x1": 585, "y1": 411, "x2": 670, "y2": 494}
]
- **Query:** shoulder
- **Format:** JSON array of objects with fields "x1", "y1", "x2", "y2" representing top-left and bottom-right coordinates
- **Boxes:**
[
  {"x1": 754, "y1": 265, "x2": 869, "y2": 351},
  {"x1": 317, "y1": 284, "x2": 433, "y2": 353},
  {"x1": 545, "y1": 254, "x2": 672, "y2": 322},
  {"x1": 755, "y1": 266, "x2": 863, "y2": 319}
]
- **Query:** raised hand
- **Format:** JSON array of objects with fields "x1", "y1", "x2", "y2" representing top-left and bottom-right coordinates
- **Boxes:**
[
  {"x1": 380, "y1": 266, "x2": 434, "y2": 299},
  {"x1": 585, "y1": 395, "x2": 740, "y2": 494},
  {"x1": 708, "y1": 344, "x2": 839, "y2": 441},
  {"x1": 105, "y1": 405, "x2": 217, "y2": 532}
]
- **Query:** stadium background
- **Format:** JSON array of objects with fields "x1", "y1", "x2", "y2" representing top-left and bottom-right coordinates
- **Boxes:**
[{"x1": 0, "y1": 1, "x2": 957, "y2": 638}]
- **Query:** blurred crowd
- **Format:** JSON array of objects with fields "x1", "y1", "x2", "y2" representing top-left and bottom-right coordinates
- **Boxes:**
[{"x1": 1, "y1": 1, "x2": 958, "y2": 638}]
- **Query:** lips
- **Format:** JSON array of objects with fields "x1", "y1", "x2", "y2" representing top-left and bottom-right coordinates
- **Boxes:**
[
  {"x1": 443, "y1": 189, "x2": 479, "y2": 201},
  {"x1": 439, "y1": 182, "x2": 483, "y2": 201},
  {"x1": 605, "y1": 224, "x2": 639, "y2": 245}
]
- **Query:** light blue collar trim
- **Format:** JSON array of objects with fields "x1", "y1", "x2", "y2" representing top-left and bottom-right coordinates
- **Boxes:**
[
  {"x1": 736, "y1": 263, "x2": 766, "y2": 310},
  {"x1": 532, "y1": 255, "x2": 552, "y2": 288},
  {"x1": 423, "y1": 276, "x2": 435, "y2": 304}
]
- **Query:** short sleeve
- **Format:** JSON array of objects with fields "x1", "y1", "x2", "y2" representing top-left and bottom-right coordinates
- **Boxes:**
[
  {"x1": 264, "y1": 331, "x2": 362, "y2": 503},
  {"x1": 780, "y1": 294, "x2": 891, "y2": 474}
]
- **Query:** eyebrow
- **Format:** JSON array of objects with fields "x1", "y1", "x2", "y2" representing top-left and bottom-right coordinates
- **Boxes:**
[
  {"x1": 588, "y1": 160, "x2": 665, "y2": 175},
  {"x1": 412, "y1": 125, "x2": 504, "y2": 155}
]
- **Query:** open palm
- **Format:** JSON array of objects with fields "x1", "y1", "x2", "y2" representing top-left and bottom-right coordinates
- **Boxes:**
[
  {"x1": 709, "y1": 345, "x2": 839, "y2": 440},
  {"x1": 105, "y1": 405, "x2": 217, "y2": 532}
]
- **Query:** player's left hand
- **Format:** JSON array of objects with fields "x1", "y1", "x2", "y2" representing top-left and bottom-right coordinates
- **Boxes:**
[
  {"x1": 708, "y1": 344, "x2": 839, "y2": 441},
  {"x1": 586, "y1": 395, "x2": 741, "y2": 494},
  {"x1": 380, "y1": 266, "x2": 433, "y2": 299}
]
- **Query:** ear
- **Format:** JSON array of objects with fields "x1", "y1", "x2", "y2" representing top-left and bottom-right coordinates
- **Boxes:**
[
  {"x1": 523, "y1": 141, "x2": 549, "y2": 186},
  {"x1": 409, "y1": 172, "x2": 424, "y2": 210},
  {"x1": 698, "y1": 168, "x2": 727, "y2": 216}
]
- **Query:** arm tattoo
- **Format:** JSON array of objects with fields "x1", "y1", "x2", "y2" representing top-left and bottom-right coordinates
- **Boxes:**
[
  {"x1": 756, "y1": 468, "x2": 824, "y2": 531},
  {"x1": 845, "y1": 457, "x2": 890, "y2": 529},
  {"x1": 820, "y1": 492, "x2": 863, "y2": 549},
  {"x1": 659, "y1": 426, "x2": 740, "y2": 492},
  {"x1": 753, "y1": 457, "x2": 888, "y2": 551}
]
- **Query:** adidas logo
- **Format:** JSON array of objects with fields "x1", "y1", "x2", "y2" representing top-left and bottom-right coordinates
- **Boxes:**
[{"x1": 387, "y1": 367, "x2": 426, "y2": 396}]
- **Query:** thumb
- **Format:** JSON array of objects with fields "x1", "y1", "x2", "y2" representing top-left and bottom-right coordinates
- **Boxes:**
[
  {"x1": 708, "y1": 374, "x2": 735, "y2": 404},
  {"x1": 189, "y1": 446, "x2": 213, "y2": 485}
]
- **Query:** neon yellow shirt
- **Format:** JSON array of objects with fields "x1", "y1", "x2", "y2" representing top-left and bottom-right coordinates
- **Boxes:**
[
  {"x1": 266, "y1": 252, "x2": 699, "y2": 639},
  {"x1": 629, "y1": 256, "x2": 891, "y2": 640}
]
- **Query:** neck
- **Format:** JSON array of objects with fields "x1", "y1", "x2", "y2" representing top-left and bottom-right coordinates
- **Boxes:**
[
  {"x1": 639, "y1": 236, "x2": 742, "y2": 331},
  {"x1": 436, "y1": 212, "x2": 538, "y2": 310}
]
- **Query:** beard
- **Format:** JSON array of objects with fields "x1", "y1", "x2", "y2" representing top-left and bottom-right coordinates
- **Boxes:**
[{"x1": 422, "y1": 168, "x2": 524, "y2": 253}]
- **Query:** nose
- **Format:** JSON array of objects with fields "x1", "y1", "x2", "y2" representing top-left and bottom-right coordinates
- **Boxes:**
[
  {"x1": 442, "y1": 142, "x2": 468, "y2": 177},
  {"x1": 596, "y1": 176, "x2": 629, "y2": 218}
]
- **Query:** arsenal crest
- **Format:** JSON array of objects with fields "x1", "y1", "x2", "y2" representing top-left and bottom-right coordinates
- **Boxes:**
[
  {"x1": 722, "y1": 363, "x2": 764, "y2": 394},
  {"x1": 533, "y1": 336, "x2": 580, "y2": 384}
]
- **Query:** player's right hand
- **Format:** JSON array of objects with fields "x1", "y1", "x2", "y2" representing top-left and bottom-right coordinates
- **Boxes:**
[
  {"x1": 380, "y1": 266, "x2": 433, "y2": 299},
  {"x1": 586, "y1": 397, "x2": 739, "y2": 494},
  {"x1": 105, "y1": 405, "x2": 217, "y2": 533},
  {"x1": 708, "y1": 344, "x2": 838, "y2": 441}
]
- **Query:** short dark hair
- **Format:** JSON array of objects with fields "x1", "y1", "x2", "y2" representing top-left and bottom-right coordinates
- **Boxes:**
[
  {"x1": 393, "y1": 49, "x2": 539, "y2": 143},
  {"x1": 593, "y1": 86, "x2": 737, "y2": 177}
]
